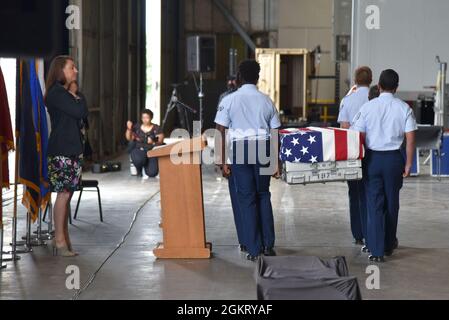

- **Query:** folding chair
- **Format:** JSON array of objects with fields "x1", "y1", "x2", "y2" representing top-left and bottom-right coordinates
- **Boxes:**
[{"x1": 74, "y1": 180, "x2": 104, "y2": 222}]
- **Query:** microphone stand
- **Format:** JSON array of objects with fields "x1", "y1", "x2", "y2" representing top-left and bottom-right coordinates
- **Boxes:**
[
  {"x1": 161, "y1": 86, "x2": 197, "y2": 137},
  {"x1": 198, "y1": 73, "x2": 204, "y2": 137}
]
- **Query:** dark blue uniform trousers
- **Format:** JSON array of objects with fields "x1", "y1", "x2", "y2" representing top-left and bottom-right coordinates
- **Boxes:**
[
  {"x1": 228, "y1": 174, "x2": 245, "y2": 247},
  {"x1": 364, "y1": 150, "x2": 404, "y2": 257},
  {"x1": 231, "y1": 140, "x2": 275, "y2": 257},
  {"x1": 347, "y1": 179, "x2": 367, "y2": 241}
]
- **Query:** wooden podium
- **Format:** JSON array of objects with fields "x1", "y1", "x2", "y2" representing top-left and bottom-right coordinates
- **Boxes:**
[{"x1": 147, "y1": 136, "x2": 211, "y2": 259}]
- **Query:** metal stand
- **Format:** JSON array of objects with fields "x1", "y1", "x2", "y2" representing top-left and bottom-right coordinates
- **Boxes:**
[
  {"x1": 39, "y1": 202, "x2": 53, "y2": 240},
  {"x1": 1, "y1": 200, "x2": 22, "y2": 261},
  {"x1": 32, "y1": 209, "x2": 45, "y2": 246},
  {"x1": 161, "y1": 84, "x2": 197, "y2": 136},
  {"x1": 196, "y1": 73, "x2": 205, "y2": 168},
  {"x1": 10, "y1": 212, "x2": 33, "y2": 253},
  {"x1": 197, "y1": 73, "x2": 204, "y2": 137},
  {"x1": 31, "y1": 206, "x2": 52, "y2": 241},
  {"x1": 1, "y1": 246, "x2": 22, "y2": 262},
  {"x1": 1, "y1": 146, "x2": 7, "y2": 269},
  {"x1": 9, "y1": 206, "x2": 21, "y2": 258},
  {"x1": 1, "y1": 254, "x2": 21, "y2": 263},
  {"x1": 229, "y1": 48, "x2": 238, "y2": 77},
  {"x1": 0, "y1": 225, "x2": 6, "y2": 270},
  {"x1": 15, "y1": 205, "x2": 53, "y2": 246},
  {"x1": 7, "y1": 138, "x2": 29, "y2": 258}
]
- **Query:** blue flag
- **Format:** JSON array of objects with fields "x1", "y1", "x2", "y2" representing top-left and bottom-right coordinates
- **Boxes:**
[
  {"x1": 17, "y1": 59, "x2": 50, "y2": 222},
  {"x1": 28, "y1": 59, "x2": 50, "y2": 211}
]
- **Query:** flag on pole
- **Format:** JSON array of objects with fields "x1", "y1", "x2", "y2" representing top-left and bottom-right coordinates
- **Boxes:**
[
  {"x1": 17, "y1": 59, "x2": 50, "y2": 222},
  {"x1": 0, "y1": 65, "x2": 14, "y2": 189},
  {"x1": 29, "y1": 59, "x2": 50, "y2": 211}
]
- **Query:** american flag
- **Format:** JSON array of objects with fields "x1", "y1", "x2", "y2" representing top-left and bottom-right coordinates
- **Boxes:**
[{"x1": 280, "y1": 127, "x2": 365, "y2": 163}]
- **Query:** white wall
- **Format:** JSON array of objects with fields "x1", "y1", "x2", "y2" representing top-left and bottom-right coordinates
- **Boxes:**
[
  {"x1": 352, "y1": 0, "x2": 449, "y2": 99},
  {"x1": 277, "y1": 0, "x2": 337, "y2": 102},
  {"x1": 146, "y1": 0, "x2": 161, "y2": 124}
]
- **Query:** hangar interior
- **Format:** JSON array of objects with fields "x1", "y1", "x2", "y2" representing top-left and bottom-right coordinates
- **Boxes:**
[{"x1": 1, "y1": 0, "x2": 449, "y2": 300}]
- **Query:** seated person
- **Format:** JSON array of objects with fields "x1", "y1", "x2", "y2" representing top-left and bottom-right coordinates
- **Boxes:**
[{"x1": 125, "y1": 109, "x2": 165, "y2": 178}]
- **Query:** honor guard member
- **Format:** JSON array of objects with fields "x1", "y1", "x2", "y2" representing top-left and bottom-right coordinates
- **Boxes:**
[
  {"x1": 215, "y1": 60, "x2": 281, "y2": 261},
  {"x1": 368, "y1": 85, "x2": 380, "y2": 101},
  {"x1": 338, "y1": 66, "x2": 372, "y2": 246},
  {"x1": 216, "y1": 76, "x2": 247, "y2": 253},
  {"x1": 352, "y1": 69, "x2": 417, "y2": 262},
  {"x1": 218, "y1": 75, "x2": 238, "y2": 104}
]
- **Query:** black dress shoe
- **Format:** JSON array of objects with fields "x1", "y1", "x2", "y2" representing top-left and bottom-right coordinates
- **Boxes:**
[
  {"x1": 246, "y1": 254, "x2": 259, "y2": 262},
  {"x1": 263, "y1": 248, "x2": 277, "y2": 256},
  {"x1": 368, "y1": 255, "x2": 385, "y2": 263},
  {"x1": 239, "y1": 245, "x2": 247, "y2": 253},
  {"x1": 393, "y1": 239, "x2": 399, "y2": 249},
  {"x1": 384, "y1": 249, "x2": 394, "y2": 257},
  {"x1": 361, "y1": 246, "x2": 371, "y2": 254},
  {"x1": 354, "y1": 239, "x2": 364, "y2": 245},
  {"x1": 385, "y1": 240, "x2": 398, "y2": 256}
]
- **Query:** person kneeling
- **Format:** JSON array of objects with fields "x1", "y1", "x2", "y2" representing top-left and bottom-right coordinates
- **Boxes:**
[{"x1": 125, "y1": 109, "x2": 164, "y2": 178}]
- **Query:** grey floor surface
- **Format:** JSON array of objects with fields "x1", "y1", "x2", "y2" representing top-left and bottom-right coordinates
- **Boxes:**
[{"x1": 1, "y1": 152, "x2": 449, "y2": 300}]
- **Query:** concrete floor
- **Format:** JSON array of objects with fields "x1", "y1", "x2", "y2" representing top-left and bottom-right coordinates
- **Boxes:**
[{"x1": 1, "y1": 152, "x2": 449, "y2": 300}]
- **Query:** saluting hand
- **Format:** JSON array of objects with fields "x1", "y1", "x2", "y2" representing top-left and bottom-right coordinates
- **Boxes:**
[{"x1": 68, "y1": 81, "x2": 80, "y2": 99}]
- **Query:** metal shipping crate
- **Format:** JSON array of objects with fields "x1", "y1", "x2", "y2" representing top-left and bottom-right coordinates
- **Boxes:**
[
  {"x1": 256, "y1": 48, "x2": 311, "y2": 121},
  {"x1": 282, "y1": 160, "x2": 362, "y2": 185}
]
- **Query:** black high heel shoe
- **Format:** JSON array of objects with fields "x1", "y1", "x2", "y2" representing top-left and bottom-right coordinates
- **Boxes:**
[{"x1": 246, "y1": 254, "x2": 259, "y2": 262}]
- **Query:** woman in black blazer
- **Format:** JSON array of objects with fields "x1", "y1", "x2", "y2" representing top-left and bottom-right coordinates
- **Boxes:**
[{"x1": 45, "y1": 56, "x2": 88, "y2": 257}]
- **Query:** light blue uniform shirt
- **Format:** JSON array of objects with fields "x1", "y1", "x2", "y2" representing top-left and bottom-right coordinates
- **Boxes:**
[
  {"x1": 214, "y1": 84, "x2": 281, "y2": 141},
  {"x1": 338, "y1": 86, "x2": 369, "y2": 126},
  {"x1": 351, "y1": 92, "x2": 418, "y2": 151}
]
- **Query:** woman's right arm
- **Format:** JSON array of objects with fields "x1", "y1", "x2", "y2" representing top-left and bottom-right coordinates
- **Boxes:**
[
  {"x1": 46, "y1": 85, "x2": 88, "y2": 119},
  {"x1": 125, "y1": 121, "x2": 134, "y2": 141}
]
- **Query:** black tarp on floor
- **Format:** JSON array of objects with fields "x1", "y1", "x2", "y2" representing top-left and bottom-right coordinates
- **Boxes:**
[{"x1": 256, "y1": 256, "x2": 362, "y2": 300}]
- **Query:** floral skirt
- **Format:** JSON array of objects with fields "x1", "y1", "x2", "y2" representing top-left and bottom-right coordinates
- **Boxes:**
[{"x1": 48, "y1": 155, "x2": 83, "y2": 193}]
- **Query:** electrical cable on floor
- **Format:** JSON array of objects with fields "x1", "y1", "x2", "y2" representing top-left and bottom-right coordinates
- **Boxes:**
[{"x1": 71, "y1": 190, "x2": 160, "y2": 300}]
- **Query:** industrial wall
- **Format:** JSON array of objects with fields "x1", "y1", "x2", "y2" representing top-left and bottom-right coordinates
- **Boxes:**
[
  {"x1": 65, "y1": 0, "x2": 346, "y2": 158},
  {"x1": 352, "y1": 0, "x2": 449, "y2": 99},
  {"x1": 161, "y1": 0, "x2": 280, "y2": 132},
  {"x1": 278, "y1": 0, "x2": 350, "y2": 104},
  {"x1": 161, "y1": 0, "x2": 345, "y2": 132},
  {"x1": 69, "y1": 0, "x2": 146, "y2": 159}
]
